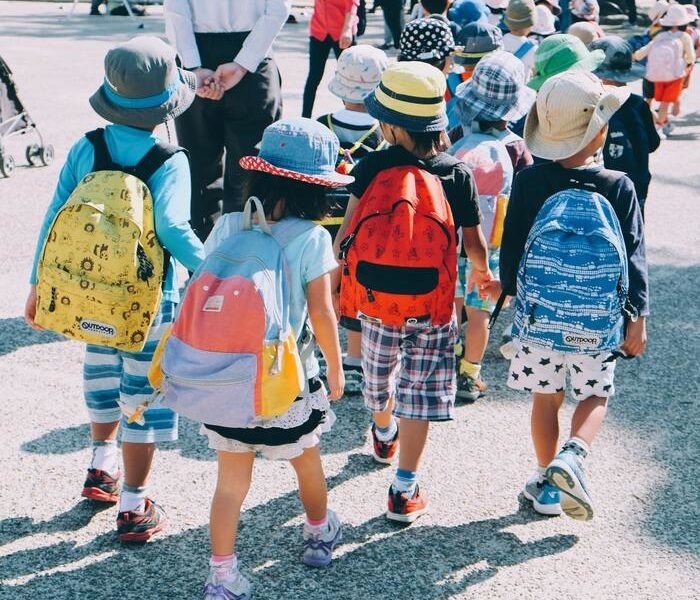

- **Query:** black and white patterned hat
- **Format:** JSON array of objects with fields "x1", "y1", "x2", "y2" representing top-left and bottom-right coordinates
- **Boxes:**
[{"x1": 398, "y1": 17, "x2": 456, "y2": 63}]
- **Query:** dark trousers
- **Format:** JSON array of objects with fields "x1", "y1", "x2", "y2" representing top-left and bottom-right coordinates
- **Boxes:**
[
  {"x1": 175, "y1": 32, "x2": 282, "y2": 241},
  {"x1": 622, "y1": 0, "x2": 638, "y2": 23},
  {"x1": 302, "y1": 35, "x2": 344, "y2": 118},
  {"x1": 381, "y1": 0, "x2": 404, "y2": 48}
]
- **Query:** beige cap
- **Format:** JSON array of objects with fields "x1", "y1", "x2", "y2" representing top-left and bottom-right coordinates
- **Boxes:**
[{"x1": 524, "y1": 71, "x2": 630, "y2": 160}]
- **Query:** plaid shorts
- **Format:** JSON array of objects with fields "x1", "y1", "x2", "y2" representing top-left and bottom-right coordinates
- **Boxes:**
[{"x1": 361, "y1": 317, "x2": 457, "y2": 421}]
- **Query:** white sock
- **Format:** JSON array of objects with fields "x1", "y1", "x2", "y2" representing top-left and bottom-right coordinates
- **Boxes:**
[
  {"x1": 305, "y1": 515, "x2": 329, "y2": 534},
  {"x1": 537, "y1": 465, "x2": 546, "y2": 480},
  {"x1": 119, "y1": 485, "x2": 146, "y2": 513},
  {"x1": 90, "y1": 440, "x2": 119, "y2": 474},
  {"x1": 565, "y1": 436, "x2": 590, "y2": 459},
  {"x1": 374, "y1": 418, "x2": 398, "y2": 442},
  {"x1": 343, "y1": 356, "x2": 362, "y2": 368}
]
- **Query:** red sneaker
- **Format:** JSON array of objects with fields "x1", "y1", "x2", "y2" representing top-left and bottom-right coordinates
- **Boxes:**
[
  {"x1": 387, "y1": 485, "x2": 429, "y2": 523},
  {"x1": 371, "y1": 423, "x2": 399, "y2": 465},
  {"x1": 81, "y1": 468, "x2": 121, "y2": 503},
  {"x1": 117, "y1": 498, "x2": 167, "y2": 543}
]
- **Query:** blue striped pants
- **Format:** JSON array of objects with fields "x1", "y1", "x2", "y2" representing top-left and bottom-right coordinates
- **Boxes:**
[{"x1": 83, "y1": 301, "x2": 178, "y2": 444}]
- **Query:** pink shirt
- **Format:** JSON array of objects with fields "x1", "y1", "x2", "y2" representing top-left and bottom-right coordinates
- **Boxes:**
[{"x1": 310, "y1": 0, "x2": 359, "y2": 42}]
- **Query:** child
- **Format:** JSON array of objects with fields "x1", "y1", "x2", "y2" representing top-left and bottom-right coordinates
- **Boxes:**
[
  {"x1": 486, "y1": 0, "x2": 510, "y2": 28},
  {"x1": 334, "y1": 62, "x2": 491, "y2": 521},
  {"x1": 591, "y1": 36, "x2": 661, "y2": 217},
  {"x1": 503, "y1": 0, "x2": 538, "y2": 75},
  {"x1": 417, "y1": 0, "x2": 461, "y2": 38},
  {"x1": 201, "y1": 118, "x2": 348, "y2": 598},
  {"x1": 449, "y1": 51, "x2": 535, "y2": 400},
  {"x1": 449, "y1": 0, "x2": 492, "y2": 29},
  {"x1": 633, "y1": 3, "x2": 696, "y2": 134},
  {"x1": 530, "y1": 4, "x2": 557, "y2": 43},
  {"x1": 528, "y1": 33, "x2": 604, "y2": 90},
  {"x1": 497, "y1": 71, "x2": 648, "y2": 520},
  {"x1": 24, "y1": 37, "x2": 205, "y2": 541},
  {"x1": 398, "y1": 16, "x2": 457, "y2": 72},
  {"x1": 569, "y1": 0, "x2": 599, "y2": 25},
  {"x1": 317, "y1": 44, "x2": 388, "y2": 394},
  {"x1": 566, "y1": 20, "x2": 604, "y2": 47}
]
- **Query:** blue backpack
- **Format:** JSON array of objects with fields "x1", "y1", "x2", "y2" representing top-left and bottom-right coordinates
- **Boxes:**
[{"x1": 510, "y1": 187, "x2": 630, "y2": 353}]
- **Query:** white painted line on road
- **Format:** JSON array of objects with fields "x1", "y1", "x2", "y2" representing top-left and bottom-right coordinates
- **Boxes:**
[{"x1": 0, "y1": 549, "x2": 118, "y2": 587}]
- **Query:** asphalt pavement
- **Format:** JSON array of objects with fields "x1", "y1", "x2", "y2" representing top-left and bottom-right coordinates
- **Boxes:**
[{"x1": 0, "y1": 2, "x2": 698, "y2": 599}]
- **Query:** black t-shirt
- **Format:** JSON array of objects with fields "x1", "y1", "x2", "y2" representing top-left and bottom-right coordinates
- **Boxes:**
[
  {"x1": 500, "y1": 162, "x2": 649, "y2": 317},
  {"x1": 347, "y1": 145, "x2": 481, "y2": 229}
]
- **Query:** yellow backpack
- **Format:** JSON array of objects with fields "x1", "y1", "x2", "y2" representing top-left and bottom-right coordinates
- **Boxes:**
[{"x1": 35, "y1": 129, "x2": 178, "y2": 352}]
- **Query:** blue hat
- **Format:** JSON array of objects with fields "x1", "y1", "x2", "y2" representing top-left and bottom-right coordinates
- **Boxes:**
[
  {"x1": 240, "y1": 118, "x2": 354, "y2": 187},
  {"x1": 449, "y1": 0, "x2": 491, "y2": 28},
  {"x1": 454, "y1": 21, "x2": 504, "y2": 64},
  {"x1": 590, "y1": 36, "x2": 646, "y2": 83}
]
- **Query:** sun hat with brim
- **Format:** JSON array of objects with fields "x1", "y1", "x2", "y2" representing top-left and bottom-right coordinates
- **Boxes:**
[
  {"x1": 455, "y1": 50, "x2": 535, "y2": 123},
  {"x1": 239, "y1": 118, "x2": 354, "y2": 187},
  {"x1": 454, "y1": 22, "x2": 504, "y2": 64},
  {"x1": 590, "y1": 36, "x2": 645, "y2": 83},
  {"x1": 566, "y1": 21, "x2": 604, "y2": 47},
  {"x1": 505, "y1": 0, "x2": 536, "y2": 30},
  {"x1": 524, "y1": 70, "x2": 630, "y2": 160},
  {"x1": 686, "y1": 4, "x2": 699, "y2": 22},
  {"x1": 647, "y1": 0, "x2": 669, "y2": 23},
  {"x1": 89, "y1": 36, "x2": 196, "y2": 130},
  {"x1": 486, "y1": 0, "x2": 509, "y2": 9},
  {"x1": 328, "y1": 45, "x2": 388, "y2": 103},
  {"x1": 660, "y1": 4, "x2": 690, "y2": 27},
  {"x1": 364, "y1": 61, "x2": 448, "y2": 132},
  {"x1": 449, "y1": 0, "x2": 491, "y2": 27},
  {"x1": 532, "y1": 4, "x2": 557, "y2": 36},
  {"x1": 536, "y1": 0, "x2": 561, "y2": 16},
  {"x1": 528, "y1": 34, "x2": 605, "y2": 91},
  {"x1": 398, "y1": 17, "x2": 456, "y2": 63}
]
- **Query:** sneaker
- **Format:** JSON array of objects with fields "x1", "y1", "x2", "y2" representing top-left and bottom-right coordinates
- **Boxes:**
[
  {"x1": 117, "y1": 498, "x2": 167, "y2": 543},
  {"x1": 387, "y1": 485, "x2": 428, "y2": 523},
  {"x1": 343, "y1": 363, "x2": 363, "y2": 395},
  {"x1": 301, "y1": 509, "x2": 342, "y2": 568},
  {"x1": 82, "y1": 468, "x2": 121, "y2": 503},
  {"x1": 456, "y1": 372, "x2": 486, "y2": 402},
  {"x1": 656, "y1": 126, "x2": 667, "y2": 141},
  {"x1": 523, "y1": 472, "x2": 562, "y2": 516},
  {"x1": 662, "y1": 120, "x2": 675, "y2": 136},
  {"x1": 546, "y1": 451, "x2": 594, "y2": 521},
  {"x1": 371, "y1": 423, "x2": 399, "y2": 464},
  {"x1": 202, "y1": 563, "x2": 251, "y2": 600}
]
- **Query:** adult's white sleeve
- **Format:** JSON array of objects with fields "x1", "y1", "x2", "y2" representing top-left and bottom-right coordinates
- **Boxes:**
[
  {"x1": 234, "y1": 0, "x2": 291, "y2": 73},
  {"x1": 164, "y1": 0, "x2": 202, "y2": 69}
]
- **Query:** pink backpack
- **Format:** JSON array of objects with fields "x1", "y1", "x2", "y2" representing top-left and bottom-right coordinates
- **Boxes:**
[{"x1": 646, "y1": 34, "x2": 686, "y2": 82}]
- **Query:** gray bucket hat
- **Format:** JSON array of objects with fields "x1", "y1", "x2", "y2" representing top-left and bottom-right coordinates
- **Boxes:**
[{"x1": 89, "y1": 36, "x2": 196, "y2": 129}]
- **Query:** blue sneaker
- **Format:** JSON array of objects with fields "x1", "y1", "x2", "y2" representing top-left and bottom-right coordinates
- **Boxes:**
[
  {"x1": 546, "y1": 451, "x2": 594, "y2": 521},
  {"x1": 302, "y1": 510, "x2": 342, "y2": 568},
  {"x1": 523, "y1": 472, "x2": 562, "y2": 516}
]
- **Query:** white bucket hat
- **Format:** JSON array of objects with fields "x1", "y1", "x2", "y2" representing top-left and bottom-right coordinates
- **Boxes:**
[
  {"x1": 647, "y1": 0, "x2": 669, "y2": 23},
  {"x1": 660, "y1": 3, "x2": 690, "y2": 27},
  {"x1": 328, "y1": 45, "x2": 388, "y2": 104},
  {"x1": 524, "y1": 71, "x2": 630, "y2": 160},
  {"x1": 532, "y1": 5, "x2": 557, "y2": 36}
]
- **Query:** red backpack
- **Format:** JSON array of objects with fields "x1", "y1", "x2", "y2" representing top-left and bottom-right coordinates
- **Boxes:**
[{"x1": 339, "y1": 166, "x2": 457, "y2": 327}]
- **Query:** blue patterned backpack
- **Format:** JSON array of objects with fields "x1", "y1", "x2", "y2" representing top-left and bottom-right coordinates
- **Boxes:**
[{"x1": 510, "y1": 187, "x2": 630, "y2": 353}]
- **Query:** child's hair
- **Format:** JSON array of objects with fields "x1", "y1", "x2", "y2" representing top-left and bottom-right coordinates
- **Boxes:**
[
  {"x1": 245, "y1": 172, "x2": 331, "y2": 221},
  {"x1": 421, "y1": 0, "x2": 450, "y2": 14},
  {"x1": 406, "y1": 130, "x2": 447, "y2": 155},
  {"x1": 398, "y1": 55, "x2": 448, "y2": 70},
  {"x1": 662, "y1": 25, "x2": 687, "y2": 32}
]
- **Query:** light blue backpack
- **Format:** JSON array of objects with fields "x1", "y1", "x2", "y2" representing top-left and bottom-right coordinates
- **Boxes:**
[{"x1": 510, "y1": 188, "x2": 630, "y2": 354}]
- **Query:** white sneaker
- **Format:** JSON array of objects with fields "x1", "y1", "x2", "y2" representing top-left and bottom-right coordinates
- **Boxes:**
[
  {"x1": 202, "y1": 562, "x2": 252, "y2": 600},
  {"x1": 302, "y1": 509, "x2": 342, "y2": 568}
]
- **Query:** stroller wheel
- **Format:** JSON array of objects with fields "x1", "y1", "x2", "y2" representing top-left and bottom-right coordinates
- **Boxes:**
[
  {"x1": 40, "y1": 145, "x2": 55, "y2": 166},
  {"x1": 26, "y1": 144, "x2": 40, "y2": 165},
  {"x1": 1, "y1": 154, "x2": 15, "y2": 177}
]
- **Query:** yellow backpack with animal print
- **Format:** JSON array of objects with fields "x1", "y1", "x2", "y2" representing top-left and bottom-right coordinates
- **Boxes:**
[{"x1": 35, "y1": 129, "x2": 178, "y2": 352}]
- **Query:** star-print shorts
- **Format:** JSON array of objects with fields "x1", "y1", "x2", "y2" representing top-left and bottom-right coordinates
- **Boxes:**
[{"x1": 507, "y1": 342, "x2": 617, "y2": 401}]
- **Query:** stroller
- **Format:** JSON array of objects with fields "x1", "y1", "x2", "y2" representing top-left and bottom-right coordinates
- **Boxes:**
[{"x1": 0, "y1": 54, "x2": 53, "y2": 178}]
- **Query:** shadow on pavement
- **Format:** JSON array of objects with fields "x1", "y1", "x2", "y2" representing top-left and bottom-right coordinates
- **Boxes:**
[
  {"x1": 0, "y1": 453, "x2": 577, "y2": 599},
  {"x1": 0, "y1": 317, "x2": 65, "y2": 356}
]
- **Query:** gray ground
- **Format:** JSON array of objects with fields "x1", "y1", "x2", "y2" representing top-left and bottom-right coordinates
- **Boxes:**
[{"x1": 0, "y1": 2, "x2": 698, "y2": 599}]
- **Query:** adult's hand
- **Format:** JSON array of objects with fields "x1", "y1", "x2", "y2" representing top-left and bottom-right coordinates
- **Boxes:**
[
  {"x1": 193, "y1": 67, "x2": 225, "y2": 100},
  {"x1": 339, "y1": 31, "x2": 353, "y2": 49},
  {"x1": 214, "y1": 62, "x2": 249, "y2": 91}
]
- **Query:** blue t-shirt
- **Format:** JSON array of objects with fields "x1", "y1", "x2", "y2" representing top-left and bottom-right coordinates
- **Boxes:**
[{"x1": 30, "y1": 124, "x2": 205, "y2": 302}]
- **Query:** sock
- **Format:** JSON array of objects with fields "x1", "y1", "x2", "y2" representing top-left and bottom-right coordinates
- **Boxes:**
[
  {"x1": 305, "y1": 514, "x2": 329, "y2": 534},
  {"x1": 119, "y1": 484, "x2": 146, "y2": 513},
  {"x1": 392, "y1": 468, "x2": 417, "y2": 496},
  {"x1": 459, "y1": 359, "x2": 481, "y2": 379},
  {"x1": 210, "y1": 554, "x2": 237, "y2": 570},
  {"x1": 537, "y1": 465, "x2": 546, "y2": 479},
  {"x1": 562, "y1": 437, "x2": 590, "y2": 460},
  {"x1": 343, "y1": 356, "x2": 362, "y2": 369},
  {"x1": 374, "y1": 418, "x2": 398, "y2": 442},
  {"x1": 90, "y1": 440, "x2": 119, "y2": 474}
]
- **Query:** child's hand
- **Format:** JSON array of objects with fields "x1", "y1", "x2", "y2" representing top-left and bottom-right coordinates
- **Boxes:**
[
  {"x1": 24, "y1": 285, "x2": 42, "y2": 331},
  {"x1": 214, "y1": 62, "x2": 249, "y2": 91},
  {"x1": 326, "y1": 366, "x2": 345, "y2": 401},
  {"x1": 467, "y1": 268, "x2": 493, "y2": 292},
  {"x1": 621, "y1": 316, "x2": 647, "y2": 357},
  {"x1": 193, "y1": 68, "x2": 225, "y2": 100},
  {"x1": 479, "y1": 279, "x2": 502, "y2": 303}
]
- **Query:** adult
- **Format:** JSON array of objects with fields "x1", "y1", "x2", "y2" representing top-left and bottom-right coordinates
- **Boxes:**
[
  {"x1": 302, "y1": 0, "x2": 359, "y2": 118},
  {"x1": 378, "y1": 0, "x2": 405, "y2": 49},
  {"x1": 165, "y1": 0, "x2": 289, "y2": 240}
]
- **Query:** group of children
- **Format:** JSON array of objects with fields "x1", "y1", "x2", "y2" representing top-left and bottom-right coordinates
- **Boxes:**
[{"x1": 23, "y1": 0, "x2": 677, "y2": 597}]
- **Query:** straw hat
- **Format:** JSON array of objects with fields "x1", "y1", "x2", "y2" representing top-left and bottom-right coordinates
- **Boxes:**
[
  {"x1": 328, "y1": 45, "x2": 388, "y2": 103},
  {"x1": 524, "y1": 71, "x2": 630, "y2": 160}
]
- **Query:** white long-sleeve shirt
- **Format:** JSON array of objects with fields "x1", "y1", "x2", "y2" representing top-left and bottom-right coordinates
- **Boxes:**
[{"x1": 164, "y1": 0, "x2": 291, "y2": 72}]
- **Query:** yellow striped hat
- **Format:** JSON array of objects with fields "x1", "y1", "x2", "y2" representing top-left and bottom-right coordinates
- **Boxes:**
[{"x1": 364, "y1": 62, "x2": 448, "y2": 132}]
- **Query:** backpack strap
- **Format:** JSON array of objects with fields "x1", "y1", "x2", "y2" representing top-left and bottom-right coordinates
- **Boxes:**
[
  {"x1": 132, "y1": 142, "x2": 185, "y2": 183},
  {"x1": 85, "y1": 128, "x2": 119, "y2": 171},
  {"x1": 513, "y1": 40, "x2": 534, "y2": 60},
  {"x1": 272, "y1": 217, "x2": 317, "y2": 248}
]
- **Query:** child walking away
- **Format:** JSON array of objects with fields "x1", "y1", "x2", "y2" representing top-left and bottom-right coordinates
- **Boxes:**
[
  {"x1": 591, "y1": 36, "x2": 661, "y2": 217},
  {"x1": 634, "y1": 3, "x2": 696, "y2": 136},
  {"x1": 317, "y1": 44, "x2": 388, "y2": 394},
  {"x1": 335, "y1": 62, "x2": 491, "y2": 522},
  {"x1": 24, "y1": 37, "x2": 205, "y2": 542},
  {"x1": 449, "y1": 51, "x2": 535, "y2": 401},
  {"x1": 155, "y1": 119, "x2": 348, "y2": 599},
  {"x1": 495, "y1": 71, "x2": 649, "y2": 520},
  {"x1": 503, "y1": 0, "x2": 538, "y2": 75}
]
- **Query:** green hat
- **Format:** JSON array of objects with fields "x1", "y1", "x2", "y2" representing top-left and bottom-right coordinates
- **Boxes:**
[{"x1": 528, "y1": 34, "x2": 605, "y2": 91}]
